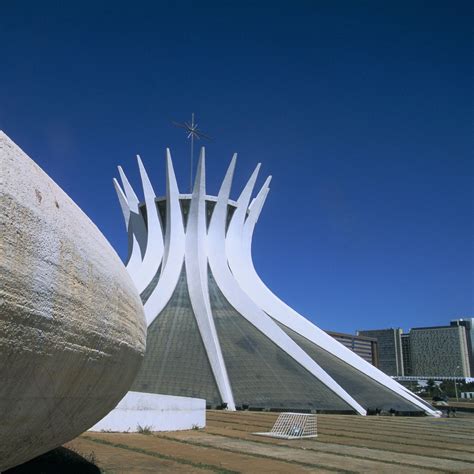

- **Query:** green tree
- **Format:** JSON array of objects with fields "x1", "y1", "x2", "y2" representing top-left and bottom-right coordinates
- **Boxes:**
[{"x1": 426, "y1": 379, "x2": 436, "y2": 397}]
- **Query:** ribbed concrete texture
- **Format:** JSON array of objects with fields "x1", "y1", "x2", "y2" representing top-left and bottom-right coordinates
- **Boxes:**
[{"x1": 0, "y1": 131, "x2": 147, "y2": 471}]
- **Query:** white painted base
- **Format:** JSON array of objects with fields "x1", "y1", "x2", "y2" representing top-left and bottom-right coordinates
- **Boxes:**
[{"x1": 89, "y1": 391, "x2": 206, "y2": 432}]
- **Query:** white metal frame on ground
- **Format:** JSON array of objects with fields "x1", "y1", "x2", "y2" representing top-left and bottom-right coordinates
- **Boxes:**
[
  {"x1": 254, "y1": 413, "x2": 318, "y2": 439},
  {"x1": 114, "y1": 148, "x2": 441, "y2": 417}
]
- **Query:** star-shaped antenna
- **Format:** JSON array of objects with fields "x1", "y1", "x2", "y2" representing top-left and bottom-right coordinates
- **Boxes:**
[
  {"x1": 172, "y1": 113, "x2": 211, "y2": 191},
  {"x1": 172, "y1": 116, "x2": 212, "y2": 141}
]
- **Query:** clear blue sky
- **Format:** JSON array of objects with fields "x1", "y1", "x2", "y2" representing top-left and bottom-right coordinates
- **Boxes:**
[{"x1": 1, "y1": 1, "x2": 472, "y2": 333}]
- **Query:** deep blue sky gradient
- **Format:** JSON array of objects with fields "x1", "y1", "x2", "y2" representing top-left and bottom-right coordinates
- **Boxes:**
[{"x1": 1, "y1": 1, "x2": 472, "y2": 332}]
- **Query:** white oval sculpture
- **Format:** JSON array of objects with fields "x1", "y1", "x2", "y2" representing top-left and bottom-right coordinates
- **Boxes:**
[{"x1": 0, "y1": 131, "x2": 147, "y2": 471}]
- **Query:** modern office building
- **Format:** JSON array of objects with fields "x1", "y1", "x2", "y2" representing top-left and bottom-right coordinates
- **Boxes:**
[
  {"x1": 450, "y1": 318, "x2": 474, "y2": 374},
  {"x1": 326, "y1": 331, "x2": 379, "y2": 367},
  {"x1": 113, "y1": 149, "x2": 438, "y2": 415},
  {"x1": 409, "y1": 325, "x2": 471, "y2": 378},
  {"x1": 401, "y1": 333, "x2": 412, "y2": 376},
  {"x1": 362, "y1": 321, "x2": 473, "y2": 379},
  {"x1": 357, "y1": 328, "x2": 404, "y2": 376}
]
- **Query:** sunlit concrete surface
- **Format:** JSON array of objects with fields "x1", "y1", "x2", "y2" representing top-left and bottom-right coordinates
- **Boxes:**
[
  {"x1": 90, "y1": 391, "x2": 205, "y2": 432},
  {"x1": 0, "y1": 131, "x2": 146, "y2": 471}
]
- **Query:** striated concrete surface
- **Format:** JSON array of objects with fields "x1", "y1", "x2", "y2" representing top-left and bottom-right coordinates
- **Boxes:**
[{"x1": 0, "y1": 131, "x2": 146, "y2": 471}]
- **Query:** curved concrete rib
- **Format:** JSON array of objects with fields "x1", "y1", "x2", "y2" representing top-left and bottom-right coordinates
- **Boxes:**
[
  {"x1": 225, "y1": 163, "x2": 261, "y2": 264},
  {"x1": 133, "y1": 155, "x2": 164, "y2": 294},
  {"x1": 209, "y1": 158, "x2": 366, "y2": 415},
  {"x1": 113, "y1": 175, "x2": 142, "y2": 278},
  {"x1": 241, "y1": 178, "x2": 271, "y2": 259},
  {"x1": 143, "y1": 149, "x2": 185, "y2": 326},
  {"x1": 113, "y1": 178, "x2": 131, "y2": 228},
  {"x1": 113, "y1": 177, "x2": 140, "y2": 273},
  {"x1": 185, "y1": 149, "x2": 236, "y2": 409},
  {"x1": 228, "y1": 183, "x2": 440, "y2": 417},
  {"x1": 118, "y1": 166, "x2": 148, "y2": 259}
]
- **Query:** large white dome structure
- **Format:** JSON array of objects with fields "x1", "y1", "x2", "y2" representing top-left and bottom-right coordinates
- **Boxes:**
[{"x1": 114, "y1": 148, "x2": 438, "y2": 416}]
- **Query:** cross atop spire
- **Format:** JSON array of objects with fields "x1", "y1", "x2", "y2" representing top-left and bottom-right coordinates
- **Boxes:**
[{"x1": 172, "y1": 113, "x2": 211, "y2": 192}]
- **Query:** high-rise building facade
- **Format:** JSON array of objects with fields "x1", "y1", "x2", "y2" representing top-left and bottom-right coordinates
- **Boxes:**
[
  {"x1": 359, "y1": 320, "x2": 473, "y2": 379},
  {"x1": 327, "y1": 331, "x2": 379, "y2": 367},
  {"x1": 409, "y1": 325, "x2": 471, "y2": 377},
  {"x1": 450, "y1": 318, "x2": 474, "y2": 375},
  {"x1": 357, "y1": 328, "x2": 404, "y2": 376},
  {"x1": 401, "y1": 333, "x2": 412, "y2": 376}
]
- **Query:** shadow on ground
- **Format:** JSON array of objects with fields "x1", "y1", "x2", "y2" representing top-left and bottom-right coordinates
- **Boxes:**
[{"x1": 5, "y1": 447, "x2": 100, "y2": 473}]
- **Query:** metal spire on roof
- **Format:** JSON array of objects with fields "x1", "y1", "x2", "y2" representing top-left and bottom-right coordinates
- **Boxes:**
[{"x1": 172, "y1": 113, "x2": 211, "y2": 192}]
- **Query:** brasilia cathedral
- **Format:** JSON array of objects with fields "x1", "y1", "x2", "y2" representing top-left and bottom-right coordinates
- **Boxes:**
[{"x1": 114, "y1": 148, "x2": 438, "y2": 416}]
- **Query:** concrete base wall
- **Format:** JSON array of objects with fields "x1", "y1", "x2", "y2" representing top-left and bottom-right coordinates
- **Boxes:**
[{"x1": 89, "y1": 391, "x2": 206, "y2": 432}]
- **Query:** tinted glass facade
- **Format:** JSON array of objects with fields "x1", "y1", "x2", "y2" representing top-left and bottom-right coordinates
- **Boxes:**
[
  {"x1": 326, "y1": 331, "x2": 378, "y2": 366},
  {"x1": 280, "y1": 324, "x2": 422, "y2": 412},
  {"x1": 134, "y1": 266, "x2": 422, "y2": 411},
  {"x1": 358, "y1": 328, "x2": 404, "y2": 376},
  {"x1": 208, "y1": 271, "x2": 353, "y2": 412},
  {"x1": 132, "y1": 267, "x2": 222, "y2": 406},
  {"x1": 401, "y1": 334, "x2": 412, "y2": 376}
]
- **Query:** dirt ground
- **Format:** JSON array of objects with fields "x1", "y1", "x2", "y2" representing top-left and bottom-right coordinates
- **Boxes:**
[{"x1": 64, "y1": 410, "x2": 474, "y2": 473}]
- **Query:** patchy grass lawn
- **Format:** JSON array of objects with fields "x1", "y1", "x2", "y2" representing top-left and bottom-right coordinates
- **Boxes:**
[{"x1": 9, "y1": 411, "x2": 474, "y2": 473}]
